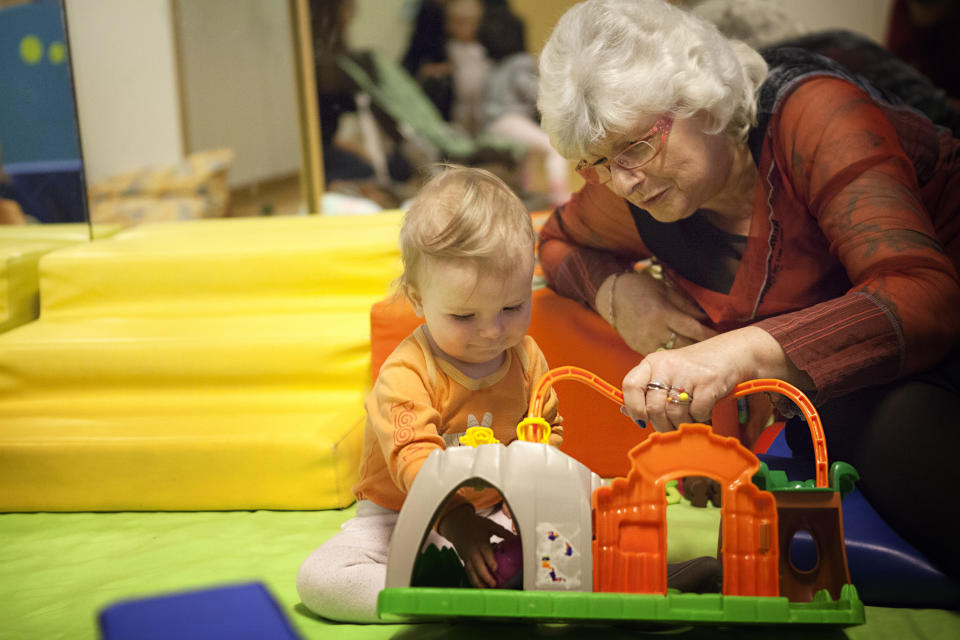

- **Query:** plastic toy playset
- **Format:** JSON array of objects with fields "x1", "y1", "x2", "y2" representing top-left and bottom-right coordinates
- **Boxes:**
[{"x1": 377, "y1": 366, "x2": 866, "y2": 627}]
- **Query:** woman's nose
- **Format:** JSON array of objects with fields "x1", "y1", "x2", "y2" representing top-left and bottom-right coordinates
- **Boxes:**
[{"x1": 609, "y1": 163, "x2": 647, "y2": 198}]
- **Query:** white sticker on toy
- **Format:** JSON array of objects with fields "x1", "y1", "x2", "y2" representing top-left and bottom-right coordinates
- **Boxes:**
[{"x1": 535, "y1": 522, "x2": 581, "y2": 588}]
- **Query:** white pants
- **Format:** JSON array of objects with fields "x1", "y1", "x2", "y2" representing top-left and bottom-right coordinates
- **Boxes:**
[{"x1": 296, "y1": 500, "x2": 510, "y2": 623}]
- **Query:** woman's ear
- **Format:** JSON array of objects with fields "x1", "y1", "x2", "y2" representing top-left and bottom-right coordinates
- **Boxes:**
[{"x1": 406, "y1": 285, "x2": 424, "y2": 317}]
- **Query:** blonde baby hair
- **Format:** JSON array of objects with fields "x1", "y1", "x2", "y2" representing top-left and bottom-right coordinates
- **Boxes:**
[{"x1": 397, "y1": 165, "x2": 535, "y2": 299}]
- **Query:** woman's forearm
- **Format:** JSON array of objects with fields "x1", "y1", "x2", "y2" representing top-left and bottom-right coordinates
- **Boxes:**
[{"x1": 735, "y1": 326, "x2": 814, "y2": 391}]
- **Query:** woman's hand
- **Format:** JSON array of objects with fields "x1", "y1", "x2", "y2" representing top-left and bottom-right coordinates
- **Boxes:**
[
  {"x1": 597, "y1": 270, "x2": 717, "y2": 354},
  {"x1": 621, "y1": 326, "x2": 813, "y2": 432},
  {"x1": 437, "y1": 503, "x2": 514, "y2": 588}
]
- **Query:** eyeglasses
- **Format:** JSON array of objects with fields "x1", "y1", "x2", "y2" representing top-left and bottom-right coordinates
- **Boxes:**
[{"x1": 576, "y1": 115, "x2": 674, "y2": 185}]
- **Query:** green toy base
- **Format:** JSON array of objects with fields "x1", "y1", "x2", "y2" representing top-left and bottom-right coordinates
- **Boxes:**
[{"x1": 378, "y1": 584, "x2": 866, "y2": 627}]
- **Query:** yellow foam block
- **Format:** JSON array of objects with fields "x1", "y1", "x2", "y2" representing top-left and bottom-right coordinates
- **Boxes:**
[
  {"x1": 1, "y1": 243, "x2": 47, "y2": 333},
  {"x1": 0, "y1": 214, "x2": 404, "y2": 510},
  {"x1": 0, "y1": 313, "x2": 373, "y2": 392},
  {"x1": 0, "y1": 390, "x2": 365, "y2": 510},
  {"x1": 40, "y1": 214, "x2": 403, "y2": 319},
  {"x1": 0, "y1": 224, "x2": 117, "y2": 333},
  {"x1": 0, "y1": 223, "x2": 95, "y2": 244}
]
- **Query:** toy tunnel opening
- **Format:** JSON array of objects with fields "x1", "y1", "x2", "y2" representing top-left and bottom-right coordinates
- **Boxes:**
[
  {"x1": 788, "y1": 528, "x2": 819, "y2": 573},
  {"x1": 662, "y1": 475, "x2": 724, "y2": 594},
  {"x1": 409, "y1": 478, "x2": 523, "y2": 589}
]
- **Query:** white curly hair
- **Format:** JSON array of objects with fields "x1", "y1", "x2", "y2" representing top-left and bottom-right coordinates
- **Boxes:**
[{"x1": 537, "y1": 0, "x2": 768, "y2": 160}]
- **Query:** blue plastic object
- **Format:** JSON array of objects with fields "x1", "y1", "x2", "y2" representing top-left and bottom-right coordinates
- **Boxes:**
[
  {"x1": 760, "y1": 430, "x2": 960, "y2": 608},
  {"x1": 98, "y1": 582, "x2": 300, "y2": 640}
]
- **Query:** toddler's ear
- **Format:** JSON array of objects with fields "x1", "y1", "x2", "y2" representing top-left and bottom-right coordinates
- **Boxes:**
[{"x1": 406, "y1": 285, "x2": 424, "y2": 317}]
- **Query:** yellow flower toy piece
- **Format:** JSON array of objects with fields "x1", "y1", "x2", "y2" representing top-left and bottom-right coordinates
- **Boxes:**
[{"x1": 459, "y1": 426, "x2": 501, "y2": 447}]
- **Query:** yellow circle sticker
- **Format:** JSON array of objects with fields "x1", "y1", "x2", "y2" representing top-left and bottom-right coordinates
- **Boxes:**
[
  {"x1": 49, "y1": 41, "x2": 66, "y2": 64},
  {"x1": 20, "y1": 35, "x2": 44, "y2": 65}
]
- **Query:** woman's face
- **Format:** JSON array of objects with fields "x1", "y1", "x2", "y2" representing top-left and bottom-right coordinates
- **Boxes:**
[{"x1": 592, "y1": 113, "x2": 737, "y2": 223}]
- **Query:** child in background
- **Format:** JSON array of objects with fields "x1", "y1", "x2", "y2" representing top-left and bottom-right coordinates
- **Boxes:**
[
  {"x1": 478, "y1": 8, "x2": 571, "y2": 206},
  {"x1": 402, "y1": 0, "x2": 454, "y2": 120},
  {"x1": 296, "y1": 165, "x2": 563, "y2": 623},
  {"x1": 445, "y1": 0, "x2": 492, "y2": 135}
]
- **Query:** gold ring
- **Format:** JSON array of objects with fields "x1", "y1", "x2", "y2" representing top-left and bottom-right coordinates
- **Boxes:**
[{"x1": 667, "y1": 387, "x2": 692, "y2": 405}]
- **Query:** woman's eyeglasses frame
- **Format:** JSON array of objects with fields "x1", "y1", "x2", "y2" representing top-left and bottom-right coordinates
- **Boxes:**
[{"x1": 576, "y1": 114, "x2": 674, "y2": 185}]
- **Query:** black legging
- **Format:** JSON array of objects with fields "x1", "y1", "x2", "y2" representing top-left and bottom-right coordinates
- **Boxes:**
[{"x1": 785, "y1": 352, "x2": 960, "y2": 579}]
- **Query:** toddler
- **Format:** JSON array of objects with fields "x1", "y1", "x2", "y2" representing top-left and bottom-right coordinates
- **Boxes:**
[{"x1": 296, "y1": 165, "x2": 563, "y2": 622}]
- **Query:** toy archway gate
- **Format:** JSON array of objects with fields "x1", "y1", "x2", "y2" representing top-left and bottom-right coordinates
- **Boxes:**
[{"x1": 592, "y1": 424, "x2": 779, "y2": 596}]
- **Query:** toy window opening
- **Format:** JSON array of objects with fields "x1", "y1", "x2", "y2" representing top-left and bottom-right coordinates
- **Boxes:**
[
  {"x1": 788, "y1": 528, "x2": 819, "y2": 573},
  {"x1": 410, "y1": 478, "x2": 523, "y2": 589}
]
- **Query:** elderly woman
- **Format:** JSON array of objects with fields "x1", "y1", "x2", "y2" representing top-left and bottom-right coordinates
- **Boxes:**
[{"x1": 537, "y1": 0, "x2": 960, "y2": 579}]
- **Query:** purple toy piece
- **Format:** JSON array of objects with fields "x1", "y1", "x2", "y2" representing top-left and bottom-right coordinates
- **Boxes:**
[{"x1": 492, "y1": 534, "x2": 523, "y2": 588}]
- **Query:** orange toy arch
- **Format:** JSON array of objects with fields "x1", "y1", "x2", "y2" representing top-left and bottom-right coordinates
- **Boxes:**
[
  {"x1": 527, "y1": 365, "x2": 624, "y2": 417},
  {"x1": 730, "y1": 379, "x2": 827, "y2": 488},
  {"x1": 593, "y1": 424, "x2": 779, "y2": 596},
  {"x1": 526, "y1": 367, "x2": 828, "y2": 488}
]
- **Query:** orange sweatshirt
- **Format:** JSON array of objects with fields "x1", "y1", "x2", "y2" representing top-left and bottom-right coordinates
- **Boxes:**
[{"x1": 353, "y1": 325, "x2": 562, "y2": 512}]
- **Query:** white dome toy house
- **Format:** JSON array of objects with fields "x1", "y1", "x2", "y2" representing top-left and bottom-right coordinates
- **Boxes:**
[{"x1": 384, "y1": 440, "x2": 602, "y2": 592}]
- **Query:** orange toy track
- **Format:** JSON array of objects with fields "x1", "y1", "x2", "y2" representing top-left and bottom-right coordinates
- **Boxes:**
[{"x1": 526, "y1": 366, "x2": 828, "y2": 488}]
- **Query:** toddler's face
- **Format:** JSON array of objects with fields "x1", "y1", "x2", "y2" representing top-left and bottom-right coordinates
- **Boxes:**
[{"x1": 411, "y1": 254, "x2": 533, "y2": 371}]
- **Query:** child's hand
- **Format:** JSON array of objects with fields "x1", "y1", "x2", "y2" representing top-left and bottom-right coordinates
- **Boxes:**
[
  {"x1": 437, "y1": 503, "x2": 514, "y2": 588},
  {"x1": 501, "y1": 501, "x2": 513, "y2": 523}
]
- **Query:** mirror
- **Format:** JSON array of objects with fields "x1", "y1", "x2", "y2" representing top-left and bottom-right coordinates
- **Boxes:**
[
  {"x1": 61, "y1": 0, "x2": 321, "y2": 239},
  {"x1": 0, "y1": 0, "x2": 88, "y2": 228},
  {"x1": 4, "y1": 0, "x2": 581, "y2": 235},
  {"x1": 312, "y1": 0, "x2": 582, "y2": 213}
]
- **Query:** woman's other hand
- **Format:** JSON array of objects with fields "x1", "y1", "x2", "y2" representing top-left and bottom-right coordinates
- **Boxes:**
[
  {"x1": 597, "y1": 270, "x2": 717, "y2": 354},
  {"x1": 621, "y1": 326, "x2": 813, "y2": 432},
  {"x1": 437, "y1": 503, "x2": 514, "y2": 588}
]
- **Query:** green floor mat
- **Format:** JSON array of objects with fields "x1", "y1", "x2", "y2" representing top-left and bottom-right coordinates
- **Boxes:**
[{"x1": 1, "y1": 508, "x2": 957, "y2": 639}]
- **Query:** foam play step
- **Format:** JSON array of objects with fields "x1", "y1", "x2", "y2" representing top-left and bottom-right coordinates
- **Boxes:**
[
  {"x1": 1, "y1": 387, "x2": 365, "y2": 423},
  {"x1": 0, "y1": 312, "x2": 372, "y2": 392},
  {"x1": 0, "y1": 389, "x2": 365, "y2": 511},
  {"x1": 1, "y1": 242, "x2": 51, "y2": 332},
  {"x1": 39, "y1": 215, "x2": 403, "y2": 319},
  {"x1": 0, "y1": 223, "x2": 119, "y2": 332},
  {"x1": 0, "y1": 214, "x2": 405, "y2": 511}
]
